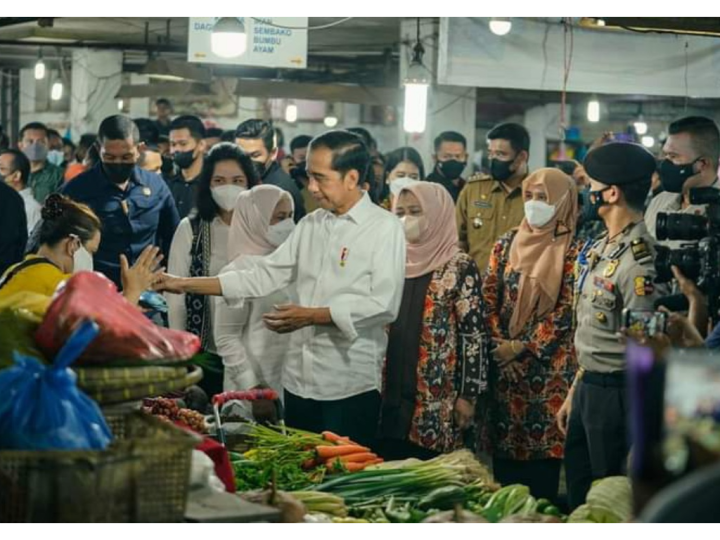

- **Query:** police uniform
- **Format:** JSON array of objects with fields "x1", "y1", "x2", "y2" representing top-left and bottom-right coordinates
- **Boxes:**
[
  {"x1": 455, "y1": 173, "x2": 525, "y2": 272},
  {"x1": 565, "y1": 142, "x2": 666, "y2": 509}
]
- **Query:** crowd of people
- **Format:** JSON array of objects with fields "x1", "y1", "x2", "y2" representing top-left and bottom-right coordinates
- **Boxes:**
[{"x1": 1, "y1": 97, "x2": 719, "y2": 511}]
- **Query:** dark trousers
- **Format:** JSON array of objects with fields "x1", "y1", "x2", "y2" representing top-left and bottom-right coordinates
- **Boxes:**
[
  {"x1": 564, "y1": 375, "x2": 630, "y2": 510},
  {"x1": 376, "y1": 439, "x2": 440, "y2": 462},
  {"x1": 196, "y1": 352, "x2": 225, "y2": 400},
  {"x1": 284, "y1": 389, "x2": 381, "y2": 449},
  {"x1": 493, "y1": 458, "x2": 562, "y2": 502}
]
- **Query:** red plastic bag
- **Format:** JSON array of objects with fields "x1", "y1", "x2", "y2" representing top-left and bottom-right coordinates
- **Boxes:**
[{"x1": 35, "y1": 272, "x2": 200, "y2": 365}]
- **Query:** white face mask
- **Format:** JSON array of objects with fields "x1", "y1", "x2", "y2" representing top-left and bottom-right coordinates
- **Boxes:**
[
  {"x1": 524, "y1": 200, "x2": 557, "y2": 229},
  {"x1": 212, "y1": 185, "x2": 246, "y2": 212},
  {"x1": 267, "y1": 218, "x2": 296, "y2": 247},
  {"x1": 73, "y1": 244, "x2": 94, "y2": 273},
  {"x1": 389, "y1": 177, "x2": 420, "y2": 197},
  {"x1": 400, "y1": 215, "x2": 424, "y2": 244}
]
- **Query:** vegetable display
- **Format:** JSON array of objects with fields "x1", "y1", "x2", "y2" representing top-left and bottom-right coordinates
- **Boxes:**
[
  {"x1": 143, "y1": 397, "x2": 208, "y2": 434},
  {"x1": 568, "y1": 476, "x2": 633, "y2": 523}
]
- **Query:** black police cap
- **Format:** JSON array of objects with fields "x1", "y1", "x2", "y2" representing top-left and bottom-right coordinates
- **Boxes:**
[{"x1": 583, "y1": 142, "x2": 657, "y2": 186}]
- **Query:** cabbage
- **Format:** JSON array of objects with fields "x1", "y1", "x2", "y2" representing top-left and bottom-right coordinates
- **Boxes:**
[
  {"x1": 586, "y1": 476, "x2": 632, "y2": 522},
  {"x1": 568, "y1": 477, "x2": 632, "y2": 523}
]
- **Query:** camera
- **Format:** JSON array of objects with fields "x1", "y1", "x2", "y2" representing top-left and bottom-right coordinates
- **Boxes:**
[
  {"x1": 654, "y1": 243, "x2": 702, "y2": 283},
  {"x1": 655, "y1": 235, "x2": 720, "y2": 293},
  {"x1": 655, "y1": 187, "x2": 720, "y2": 324},
  {"x1": 656, "y1": 187, "x2": 720, "y2": 241}
]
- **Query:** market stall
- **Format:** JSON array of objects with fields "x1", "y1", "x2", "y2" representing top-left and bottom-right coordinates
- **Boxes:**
[{"x1": 0, "y1": 270, "x2": 655, "y2": 523}]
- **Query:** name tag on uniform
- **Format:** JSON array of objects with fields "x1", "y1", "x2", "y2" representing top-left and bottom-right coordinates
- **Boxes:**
[
  {"x1": 474, "y1": 201, "x2": 492, "y2": 208},
  {"x1": 593, "y1": 276, "x2": 615, "y2": 293}
]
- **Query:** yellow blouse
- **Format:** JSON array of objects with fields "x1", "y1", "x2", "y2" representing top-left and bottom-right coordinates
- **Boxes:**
[{"x1": 0, "y1": 255, "x2": 69, "y2": 301}]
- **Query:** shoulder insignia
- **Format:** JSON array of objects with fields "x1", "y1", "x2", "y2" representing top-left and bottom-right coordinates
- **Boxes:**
[
  {"x1": 631, "y1": 238, "x2": 651, "y2": 261},
  {"x1": 468, "y1": 173, "x2": 492, "y2": 183}
]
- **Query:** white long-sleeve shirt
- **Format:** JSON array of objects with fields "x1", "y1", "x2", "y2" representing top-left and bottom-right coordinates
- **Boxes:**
[
  {"x1": 167, "y1": 216, "x2": 230, "y2": 353},
  {"x1": 213, "y1": 255, "x2": 299, "y2": 405},
  {"x1": 218, "y1": 193, "x2": 406, "y2": 401}
]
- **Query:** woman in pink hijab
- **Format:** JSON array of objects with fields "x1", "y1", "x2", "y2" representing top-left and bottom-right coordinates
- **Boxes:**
[
  {"x1": 378, "y1": 182, "x2": 489, "y2": 460},
  {"x1": 213, "y1": 184, "x2": 297, "y2": 422},
  {"x1": 479, "y1": 168, "x2": 581, "y2": 503}
]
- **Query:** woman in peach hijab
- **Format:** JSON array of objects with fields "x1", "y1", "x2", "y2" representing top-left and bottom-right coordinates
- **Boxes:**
[{"x1": 480, "y1": 168, "x2": 581, "y2": 502}]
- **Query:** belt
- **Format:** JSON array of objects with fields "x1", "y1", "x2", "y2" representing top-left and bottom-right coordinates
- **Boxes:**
[{"x1": 581, "y1": 370, "x2": 626, "y2": 388}]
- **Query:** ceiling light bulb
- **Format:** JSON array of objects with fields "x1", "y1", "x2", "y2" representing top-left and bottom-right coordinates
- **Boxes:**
[
  {"x1": 51, "y1": 81, "x2": 63, "y2": 101},
  {"x1": 489, "y1": 18, "x2": 512, "y2": 36},
  {"x1": 117, "y1": 99, "x2": 124, "y2": 111},
  {"x1": 634, "y1": 119, "x2": 648, "y2": 135},
  {"x1": 587, "y1": 98, "x2": 600, "y2": 123},
  {"x1": 285, "y1": 103, "x2": 298, "y2": 123},
  {"x1": 211, "y1": 17, "x2": 248, "y2": 59},
  {"x1": 641, "y1": 136, "x2": 655, "y2": 148},
  {"x1": 403, "y1": 82, "x2": 429, "y2": 134},
  {"x1": 34, "y1": 59, "x2": 45, "y2": 80},
  {"x1": 596, "y1": 19, "x2": 607, "y2": 27},
  {"x1": 324, "y1": 115, "x2": 338, "y2": 128}
]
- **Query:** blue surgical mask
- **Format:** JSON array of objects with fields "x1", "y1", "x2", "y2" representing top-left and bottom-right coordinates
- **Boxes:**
[{"x1": 47, "y1": 149, "x2": 65, "y2": 167}]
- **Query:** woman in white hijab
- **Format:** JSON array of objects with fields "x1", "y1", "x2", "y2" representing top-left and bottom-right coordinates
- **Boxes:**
[{"x1": 213, "y1": 184, "x2": 298, "y2": 422}]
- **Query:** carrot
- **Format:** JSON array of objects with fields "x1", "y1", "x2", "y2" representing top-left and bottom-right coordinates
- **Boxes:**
[
  {"x1": 321, "y1": 431, "x2": 354, "y2": 445},
  {"x1": 316, "y1": 445, "x2": 370, "y2": 459},
  {"x1": 343, "y1": 462, "x2": 369, "y2": 472},
  {"x1": 338, "y1": 452, "x2": 377, "y2": 464}
]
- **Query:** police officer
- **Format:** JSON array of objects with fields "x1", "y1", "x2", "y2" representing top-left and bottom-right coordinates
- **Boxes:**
[{"x1": 557, "y1": 142, "x2": 666, "y2": 509}]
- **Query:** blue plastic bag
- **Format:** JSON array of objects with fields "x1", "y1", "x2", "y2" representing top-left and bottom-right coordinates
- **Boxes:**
[
  {"x1": 138, "y1": 290, "x2": 169, "y2": 320},
  {"x1": 0, "y1": 320, "x2": 112, "y2": 450}
]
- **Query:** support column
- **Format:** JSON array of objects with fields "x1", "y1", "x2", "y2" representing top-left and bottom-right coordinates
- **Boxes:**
[
  {"x1": 524, "y1": 103, "x2": 571, "y2": 171},
  {"x1": 70, "y1": 49, "x2": 122, "y2": 136}
]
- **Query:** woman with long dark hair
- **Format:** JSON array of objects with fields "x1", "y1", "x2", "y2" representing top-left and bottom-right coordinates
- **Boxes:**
[{"x1": 166, "y1": 142, "x2": 259, "y2": 395}]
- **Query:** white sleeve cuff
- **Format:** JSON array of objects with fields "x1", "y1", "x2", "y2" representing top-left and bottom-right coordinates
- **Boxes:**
[{"x1": 328, "y1": 301, "x2": 359, "y2": 342}]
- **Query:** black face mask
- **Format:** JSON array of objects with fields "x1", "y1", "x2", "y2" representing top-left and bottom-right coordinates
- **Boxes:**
[
  {"x1": 290, "y1": 161, "x2": 308, "y2": 182},
  {"x1": 584, "y1": 187, "x2": 612, "y2": 222},
  {"x1": 438, "y1": 159, "x2": 466, "y2": 180},
  {"x1": 253, "y1": 159, "x2": 269, "y2": 179},
  {"x1": 102, "y1": 162, "x2": 135, "y2": 184},
  {"x1": 489, "y1": 158, "x2": 515, "y2": 182},
  {"x1": 173, "y1": 149, "x2": 197, "y2": 170},
  {"x1": 658, "y1": 158, "x2": 700, "y2": 194}
]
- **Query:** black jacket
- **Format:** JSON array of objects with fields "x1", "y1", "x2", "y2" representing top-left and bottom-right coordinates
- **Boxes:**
[
  {"x1": 0, "y1": 182, "x2": 28, "y2": 276},
  {"x1": 263, "y1": 162, "x2": 306, "y2": 222}
]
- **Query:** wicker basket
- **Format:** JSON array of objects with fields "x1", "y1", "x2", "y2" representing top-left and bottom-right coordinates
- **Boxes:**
[
  {"x1": 0, "y1": 412, "x2": 199, "y2": 522},
  {"x1": 81, "y1": 366, "x2": 203, "y2": 406},
  {"x1": 75, "y1": 366, "x2": 189, "y2": 389}
]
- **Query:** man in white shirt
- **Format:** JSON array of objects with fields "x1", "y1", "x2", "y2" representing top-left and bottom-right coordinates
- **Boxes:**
[
  {"x1": 646, "y1": 116, "x2": 720, "y2": 249},
  {"x1": 158, "y1": 130, "x2": 406, "y2": 446},
  {"x1": 1, "y1": 148, "x2": 41, "y2": 235}
]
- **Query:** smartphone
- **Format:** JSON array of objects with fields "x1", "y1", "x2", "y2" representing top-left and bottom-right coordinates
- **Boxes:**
[
  {"x1": 663, "y1": 349, "x2": 720, "y2": 476},
  {"x1": 623, "y1": 309, "x2": 668, "y2": 337}
]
